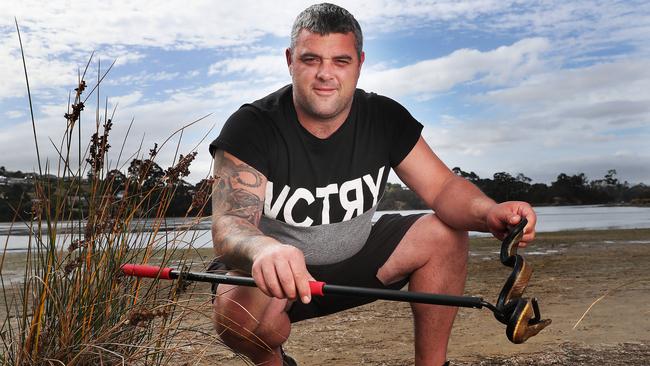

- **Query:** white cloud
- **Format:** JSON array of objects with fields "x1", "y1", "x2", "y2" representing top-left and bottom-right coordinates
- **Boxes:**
[
  {"x1": 420, "y1": 56, "x2": 650, "y2": 184},
  {"x1": 185, "y1": 70, "x2": 201, "y2": 79},
  {"x1": 5, "y1": 110, "x2": 25, "y2": 119},
  {"x1": 208, "y1": 53, "x2": 288, "y2": 77},
  {"x1": 359, "y1": 38, "x2": 550, "y2": 98},
  {"x1": 109, "y1": 91, "x2": 144, "y2": 109},
  {"x1": 482, "y1": 59, "x2": 650, "y2": 107},
  {"x1": 107, "y1": 71, "x2": 180, "y2": 87},
  {"x1": 1, "y1": 0, "x2": 649, "y2": 186}
]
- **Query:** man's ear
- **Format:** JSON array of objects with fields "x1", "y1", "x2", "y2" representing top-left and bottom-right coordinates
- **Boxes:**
[
  {"x1": 358, "y1": 51, "x2": 365, "y2": 70},
  {"x1": 285, "y1": 48, "x2": 293, "y2": 75}
]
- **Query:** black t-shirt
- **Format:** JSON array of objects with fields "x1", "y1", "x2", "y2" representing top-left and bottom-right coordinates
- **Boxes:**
[{"x1": 210, "y1": 85, "x2": 422, "y2": 227}]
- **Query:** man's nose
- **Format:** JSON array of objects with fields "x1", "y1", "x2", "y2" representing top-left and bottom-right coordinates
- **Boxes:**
[{"x1": 316, "y1": 60, "x2": 335, "y2": 81}]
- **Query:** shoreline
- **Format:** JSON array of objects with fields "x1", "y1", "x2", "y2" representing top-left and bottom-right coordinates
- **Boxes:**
[{"x1": 2, "y1": 228, "x2": 649, "y2": 365}]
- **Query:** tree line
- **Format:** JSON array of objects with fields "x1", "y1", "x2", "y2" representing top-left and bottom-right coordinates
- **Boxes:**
[
  {"x1": 2, "y1": 165, "x2": 649, "y2": 221},
  {"x1": 379, "y1": 168, "x2": 650, "y2": 210}
]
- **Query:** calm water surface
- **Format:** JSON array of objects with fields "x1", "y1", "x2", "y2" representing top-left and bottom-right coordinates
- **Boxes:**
[
  {"x1": 1, "y1": 205, "x2": 649, "y2": 252},
  {"x1": 381, "y1": 205, "x2": 650, "y2": 234}
]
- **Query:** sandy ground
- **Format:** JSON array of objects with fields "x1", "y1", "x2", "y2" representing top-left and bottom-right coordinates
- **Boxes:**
[
  {"x1": 2, "y1": 228, "x2": 649, "y2": 365},
  {"x1": 202, "y1": 228, "x2": 650, "y2": 365}
]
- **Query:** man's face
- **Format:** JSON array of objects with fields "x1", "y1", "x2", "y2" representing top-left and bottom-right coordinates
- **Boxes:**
[{"x1": 287, "y1": 29, "x2": 364, "y2": 123}]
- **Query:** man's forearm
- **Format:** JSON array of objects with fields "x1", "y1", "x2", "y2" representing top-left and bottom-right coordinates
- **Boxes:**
[
  {"x1": 212, "y1": 214, "x2": 281, "y2": 273},
  {"x1": 211, "y1": 149, "x2": 280, "y2": 272},
  {"x1": 432, "y1": 176, "x2": 496, "y2": 232}
]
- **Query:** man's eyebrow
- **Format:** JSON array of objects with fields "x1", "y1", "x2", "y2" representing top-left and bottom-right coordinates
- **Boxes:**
[
  {"x1": 299, "y1": 52, "x2": 320, "y2": 58},
  {"x1": 298, "y1": 52, "x2": 353, "y2": 60}
]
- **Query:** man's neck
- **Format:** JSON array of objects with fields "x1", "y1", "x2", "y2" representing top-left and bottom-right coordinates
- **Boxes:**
[{"x1": 294, "y1": 102, "x2": 352, "y2": 140}]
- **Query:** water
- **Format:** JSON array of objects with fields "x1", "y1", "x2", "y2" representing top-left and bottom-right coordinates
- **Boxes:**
[
  {"x1": 1, "y1": 205, "x2": 649, "y2": 252},
  {"x1": 377, "y1": 205, "x2": 650, "y2": 235}
]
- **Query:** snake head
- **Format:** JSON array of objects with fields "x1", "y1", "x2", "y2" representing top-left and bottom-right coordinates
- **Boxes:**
[
  {"x1": 500, "y1": 218, "x2": 528, "y2": 265},
  {"x1": 506, "y1": 297, "x2": 552, "y2": 344}
]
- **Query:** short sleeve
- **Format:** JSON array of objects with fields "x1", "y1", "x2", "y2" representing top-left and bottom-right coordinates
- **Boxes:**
[
  {"x1": 208, "y1": 106, "x2": 272, "y2": 177},
  {"x1": 383, "y1": 98, "x2": 423, "y2": 167}
]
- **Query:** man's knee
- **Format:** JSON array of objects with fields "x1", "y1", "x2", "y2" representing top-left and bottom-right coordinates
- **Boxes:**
[
  {"x1": 377, "y1": 214, "x2": 468, "y2": 285},
  {"x1": 212, "y1": 287, "x2": 290, "y2": 350},
  {"x1": 437, "y1": 216, "x2": 468, "y2": 255},
  {"x1": 415, "y1": 214, "x2": 469, "y2": 255}
]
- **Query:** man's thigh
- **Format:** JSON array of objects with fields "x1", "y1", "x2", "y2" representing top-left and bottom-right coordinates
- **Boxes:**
[
  {"x1": 376, "y1": 213, "x2": 469, "y2": 287},
  {"x1": 288, "y1": 213, "x2": 425, "y2": 322}
]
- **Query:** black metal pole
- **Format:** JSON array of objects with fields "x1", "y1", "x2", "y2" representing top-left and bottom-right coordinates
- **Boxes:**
[
  {"x1": 166, "y1": 268, "x2": 485, "y2": 309},
  {"x1": 321, "y1": 283, "x2": 484, "y2": 309}
]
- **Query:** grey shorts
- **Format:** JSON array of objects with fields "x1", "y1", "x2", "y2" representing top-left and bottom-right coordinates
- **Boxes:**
[{"x1": 209, "y1": 213, "x2": 425, "y2": 322}]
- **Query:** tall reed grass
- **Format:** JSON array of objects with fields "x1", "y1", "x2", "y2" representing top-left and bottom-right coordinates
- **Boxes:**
[{"x1": 0, "y1": 25, "x2": 224, "y2": 365}]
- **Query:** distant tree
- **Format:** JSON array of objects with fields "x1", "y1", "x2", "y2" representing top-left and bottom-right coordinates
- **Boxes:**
[
  {"x1": 164, "y1": 183, "x2": 193, "y2": 217},
  {"x1": 128, "y1": 159, "x2": 164, "y2": 190},
  {"x1": 378, "y1": 183, "x2": 427, "y2": 210},
  {"x1": 623, "y1": 183, "x2": 650, "y2": 205},
  {"x1": 527, "y1": 183, "x2": 551, "y2": 205},
  {"x1": 0, "y1": 184, "x2": 31, "y2": 221},
  {"x1": 605, "y1": 169, "x2": 619, "y2": 185},
  {"x1": 550, "y1": 173, "x2": 593, "y2": 204},
  {"x1": 105, "y1": 169, "x2": 127, "y2": 194},
  {"x1": 475, "y1": 172, "x2": 531, "y2": 203},
  {"x1": 452, "y1": 167, "x2": 480, "y2": 183},
  {"x1": 516, "y1": 173, "x2": 532, "y2": 184},
  {"x1": 190, "y1": 178, "x2": 214, "y2": 215}
]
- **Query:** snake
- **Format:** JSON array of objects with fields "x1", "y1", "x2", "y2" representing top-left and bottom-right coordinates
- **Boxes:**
[{"x1": 492, "y1": 218, "x2": 552, "y2": 343}]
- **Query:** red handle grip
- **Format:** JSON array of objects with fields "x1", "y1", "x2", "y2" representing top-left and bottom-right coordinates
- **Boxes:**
[
  {"x1": 309, "y1": 281, "x2": 325, "y2": 296},
  {"x1": 121, "y1": 264, "x2": 173, "y2": 280}
]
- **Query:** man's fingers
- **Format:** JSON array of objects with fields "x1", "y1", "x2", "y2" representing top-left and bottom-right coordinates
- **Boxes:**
[
  {"x1": 290, "y1": 261, "x2": 313, "y2": 304},
  {"x1": 508, "y1": 214, "x2": 522, "y2": 225},
  {"x1": 519, "y1": 231, "x2": 535, "y2": 247},
  {"x1": 261, "y1": 263, "x2": 284, "y2": 299},
  {"x1": 250, "y1": 244, "x2": 310, "y2": 301},
  {"x1": 275, "y1": 260, "x2": 297, "y2": 300},
  {"x1": 251, "y1": 263, "x2": 270, "y2": 297}
]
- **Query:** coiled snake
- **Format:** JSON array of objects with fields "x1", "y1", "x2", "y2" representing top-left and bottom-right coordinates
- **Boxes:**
[{"x1": 492, "y1": 218, "x2": 552, "y2": 343}]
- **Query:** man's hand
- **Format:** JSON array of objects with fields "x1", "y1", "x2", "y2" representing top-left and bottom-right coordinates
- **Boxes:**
[
  {"x1": 251, "y1": 244, "x2": 315, "y2": 304},
  {"x1": 486, "y1": 201, "x2": 537, "y2": 247}
]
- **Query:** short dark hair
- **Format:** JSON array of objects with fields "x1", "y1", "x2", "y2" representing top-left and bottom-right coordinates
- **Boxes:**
[{"x1": 290, "y1": 3, "x2": 363, "y2": 58}]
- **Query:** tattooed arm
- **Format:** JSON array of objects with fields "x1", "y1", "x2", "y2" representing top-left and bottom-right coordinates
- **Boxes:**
[
  {"x1": 211, "y1": 149, "x2": 272, "y2": 270},
  {"x1": 211, "y1": 150, "x2": 314, "y2": 303}
]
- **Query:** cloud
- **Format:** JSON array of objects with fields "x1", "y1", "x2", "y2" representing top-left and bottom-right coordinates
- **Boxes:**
[
  {"x1": 1, "y1": 0, "x2": 649, "y2": 186},
  {"x1": 358, "y1": 38, "x2": 551, "y2": 98},
  {"x1": 483, "y1": 59, "x2": 650, "y2": 103},
  {"x1": 5, "y1": 110, "x2": 24, "y2": 119},
  {"x1": 478, "y1": 58, "x2": 650, "y2": 135},
  {"x1": 1, "y1": 1, "x2": 645, "y2": 103},
  {"x1": 208, "y1": 53, "x2": 288, "y2": 77},
  {"x1": 525, "y1": 154, "x2": 650, "y2": 185},
  {"x1": 109, "y1": 91, "x2": 144, "y2": 108},
  {"x1": 420, "y1": 56, "x2": 650, "y2": 184},
  {"x1": 107, "y1": 71, "x2": 180, "y2": 87}
]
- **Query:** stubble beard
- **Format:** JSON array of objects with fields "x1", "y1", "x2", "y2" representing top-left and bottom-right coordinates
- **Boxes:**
[{"x1": 294, "y1": 85, "x2": 352, "y2": 122}]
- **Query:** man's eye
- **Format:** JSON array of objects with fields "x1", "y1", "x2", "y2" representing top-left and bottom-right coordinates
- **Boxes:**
[
  {"x1": 301, "y1": 57, "x2": 318, "y2": 64},
  {"x1": 334, "y1": 58, "x2": 351, "y2": 65}
]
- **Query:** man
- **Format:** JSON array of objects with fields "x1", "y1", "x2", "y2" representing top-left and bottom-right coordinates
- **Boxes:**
[{"x1": 209, "y1": 3, "x2": 536, "y2": 366}]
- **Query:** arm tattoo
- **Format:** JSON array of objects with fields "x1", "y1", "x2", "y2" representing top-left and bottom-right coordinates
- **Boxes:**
[
  {"x1": 211, "y1": 150, "x2": 272, "y2": 271},
  {"x1": 212, "y1": 150, "x2": 264, "y2": 226}
]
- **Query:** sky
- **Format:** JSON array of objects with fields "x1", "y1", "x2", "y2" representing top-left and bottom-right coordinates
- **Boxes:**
[{"x1": 1, "y1": 0, "x2": 649, "y2": 186}]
